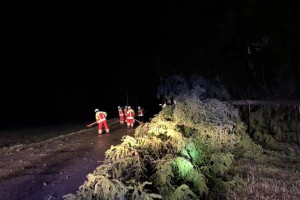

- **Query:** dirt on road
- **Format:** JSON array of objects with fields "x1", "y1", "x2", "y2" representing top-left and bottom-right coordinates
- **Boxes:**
[{"x1": 0, "y1": 119, "x2": 135, "y2": 200}]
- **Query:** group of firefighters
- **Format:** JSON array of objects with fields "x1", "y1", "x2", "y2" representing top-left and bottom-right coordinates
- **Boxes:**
[{"x1": 93, "y1": 106, "x2": 144, "y2": 135}]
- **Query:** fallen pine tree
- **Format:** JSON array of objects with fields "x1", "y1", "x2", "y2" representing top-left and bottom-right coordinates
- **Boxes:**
[{"x1": 63, "y1": 75, "x2": 299, "y2": 199}]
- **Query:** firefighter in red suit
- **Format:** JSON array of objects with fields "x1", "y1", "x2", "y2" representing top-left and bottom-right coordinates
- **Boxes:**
[
  {"x1": 95, "y1": 108, "x2": 109, "y2": 134},
  {"x1": 118, "y1": 106, "x2": 125, "y2": 124},
  {"x1": 126, "y1": 106, "x2": 135, "y2": 128},
  {"x1": 123, "y1": 106, "x2": 128, "y2": 123},
  {"x1": 137, "y1": 106, "x2": 144, "y2": 123}
]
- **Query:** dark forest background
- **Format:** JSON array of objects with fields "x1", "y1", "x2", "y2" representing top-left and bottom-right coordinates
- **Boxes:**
[{"x1": 1, "y1": 0, "x2": 299, "y2": 128}]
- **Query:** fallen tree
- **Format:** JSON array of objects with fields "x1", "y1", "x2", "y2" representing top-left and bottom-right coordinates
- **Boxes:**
[{"x1": 64, "y1": 75, "x2": 300, "y2": 199}]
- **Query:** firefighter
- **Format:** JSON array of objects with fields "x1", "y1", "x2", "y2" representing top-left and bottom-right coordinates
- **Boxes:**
[
  {"x1": 118, "y1": 106, "x2": 125, "y2": 124},
  {"x1": 137, "y1": 106, "x2": 144, "y2": 123},
  {"x1": 126, "y1": 106, "x2": 135, "y2": 128},
  {"x1": 95, "y1": 108, "x2": 109, "y2": 134},
  {"x1": 123, "y1": 106, "x2": 128, "y2": 123}
]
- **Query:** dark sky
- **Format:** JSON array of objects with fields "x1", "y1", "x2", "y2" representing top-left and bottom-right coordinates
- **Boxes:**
[
  {"x1": 1, "y1": 2, "x2": 167, "y2": 127},
  {"x1": 1, "y1": 1, "x2": 299, "y2": 128}
]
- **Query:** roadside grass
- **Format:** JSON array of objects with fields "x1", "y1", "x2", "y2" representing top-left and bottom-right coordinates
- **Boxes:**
[
  {"x1": 0, "y1": 119, "x2": 120, "y2": 148},
  {"x1": 225, "y1": 152, "x2": 300, "y2": 199},
  {"x1": 0, "y1": 122, "x2": 88, "y2": 148}
]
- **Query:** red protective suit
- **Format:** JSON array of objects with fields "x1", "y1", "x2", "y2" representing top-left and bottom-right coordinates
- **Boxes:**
[
  {"x1": 126, "y1": 108, "x2": 135, "y2": 128},
  {"x1": 95, "y1": 111, "x2": 109, "y2": 134},
  {"x1": 118, "y1": 108, "x2": 125, "y2": 124},
  {"x1": 123, "y1": 107, "x2": 128, "y2": 122}
]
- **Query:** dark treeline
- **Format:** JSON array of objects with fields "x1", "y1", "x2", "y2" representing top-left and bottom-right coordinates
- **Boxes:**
[{"x1": 152, "y1": 0, "x2": 299, "y2": 100}]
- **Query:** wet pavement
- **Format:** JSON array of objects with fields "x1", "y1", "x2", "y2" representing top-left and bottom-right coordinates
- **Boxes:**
[{"x1": 0, "y1": 118, "x2": 135, "y2": 200}]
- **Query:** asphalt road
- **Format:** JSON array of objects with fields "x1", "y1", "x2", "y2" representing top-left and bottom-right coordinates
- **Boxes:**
[{"x1": 0, "y1": 118, "x2": 135, "y2": 200}]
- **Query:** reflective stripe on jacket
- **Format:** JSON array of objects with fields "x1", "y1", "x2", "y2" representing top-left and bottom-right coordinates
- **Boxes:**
[
  {"x1": 118, "y1": 109, "x2": 124, "y2": 116},
  {"x1": 126, "y1": 109, "x2": 135, "y2": 119},
  {"x1": 96, "y1": 111, "x2": 107, "y2": 122},
  {"x1": 138, "y1": 109, "x2": 143, "y2": 116}
]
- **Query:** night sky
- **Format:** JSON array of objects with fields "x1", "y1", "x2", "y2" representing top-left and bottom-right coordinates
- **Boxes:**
[{"x1": 1, "y1": 1, "x2": 299, "y2": 128}]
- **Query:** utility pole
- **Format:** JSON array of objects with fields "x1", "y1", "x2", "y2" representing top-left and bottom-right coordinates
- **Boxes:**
[{"x1": 126, "y1": 89, "x2": 128, "y2": 106}]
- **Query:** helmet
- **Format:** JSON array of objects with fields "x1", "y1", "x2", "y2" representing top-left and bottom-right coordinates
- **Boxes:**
[
  {"x1": 125, "y1": 106, "x2": 128, "y2": 108},
  {"x1": 128, "y1": 106, "x2": 131, "y2": 109},
  {"x1": 118, "y1": 106, "x2": 121, "y2": 109},
  {"x1": 95, "y1": 108, "x2": 99, "y2": 112},
  {"x1": 138, "y1": 106, "x2": 141, "y2": 109}
]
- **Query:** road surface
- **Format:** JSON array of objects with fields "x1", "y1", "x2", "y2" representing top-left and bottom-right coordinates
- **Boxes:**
[{"x1": 0, "y1": 118, "x2": 135, "y2": 200}]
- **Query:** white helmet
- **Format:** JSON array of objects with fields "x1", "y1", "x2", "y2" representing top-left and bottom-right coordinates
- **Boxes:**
[
  {"x1": 138, "y1": 106, "x2": 141, "y2": 109},
  {"x1": 118, "y1": 106, "x2": 121, "y2": 109},
  {"x1": 128, "y1": 106, "x2": 131, "y2": 109},
  {"x1": 95, "y1": 108, "x2": 99, "y2": 112}
]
